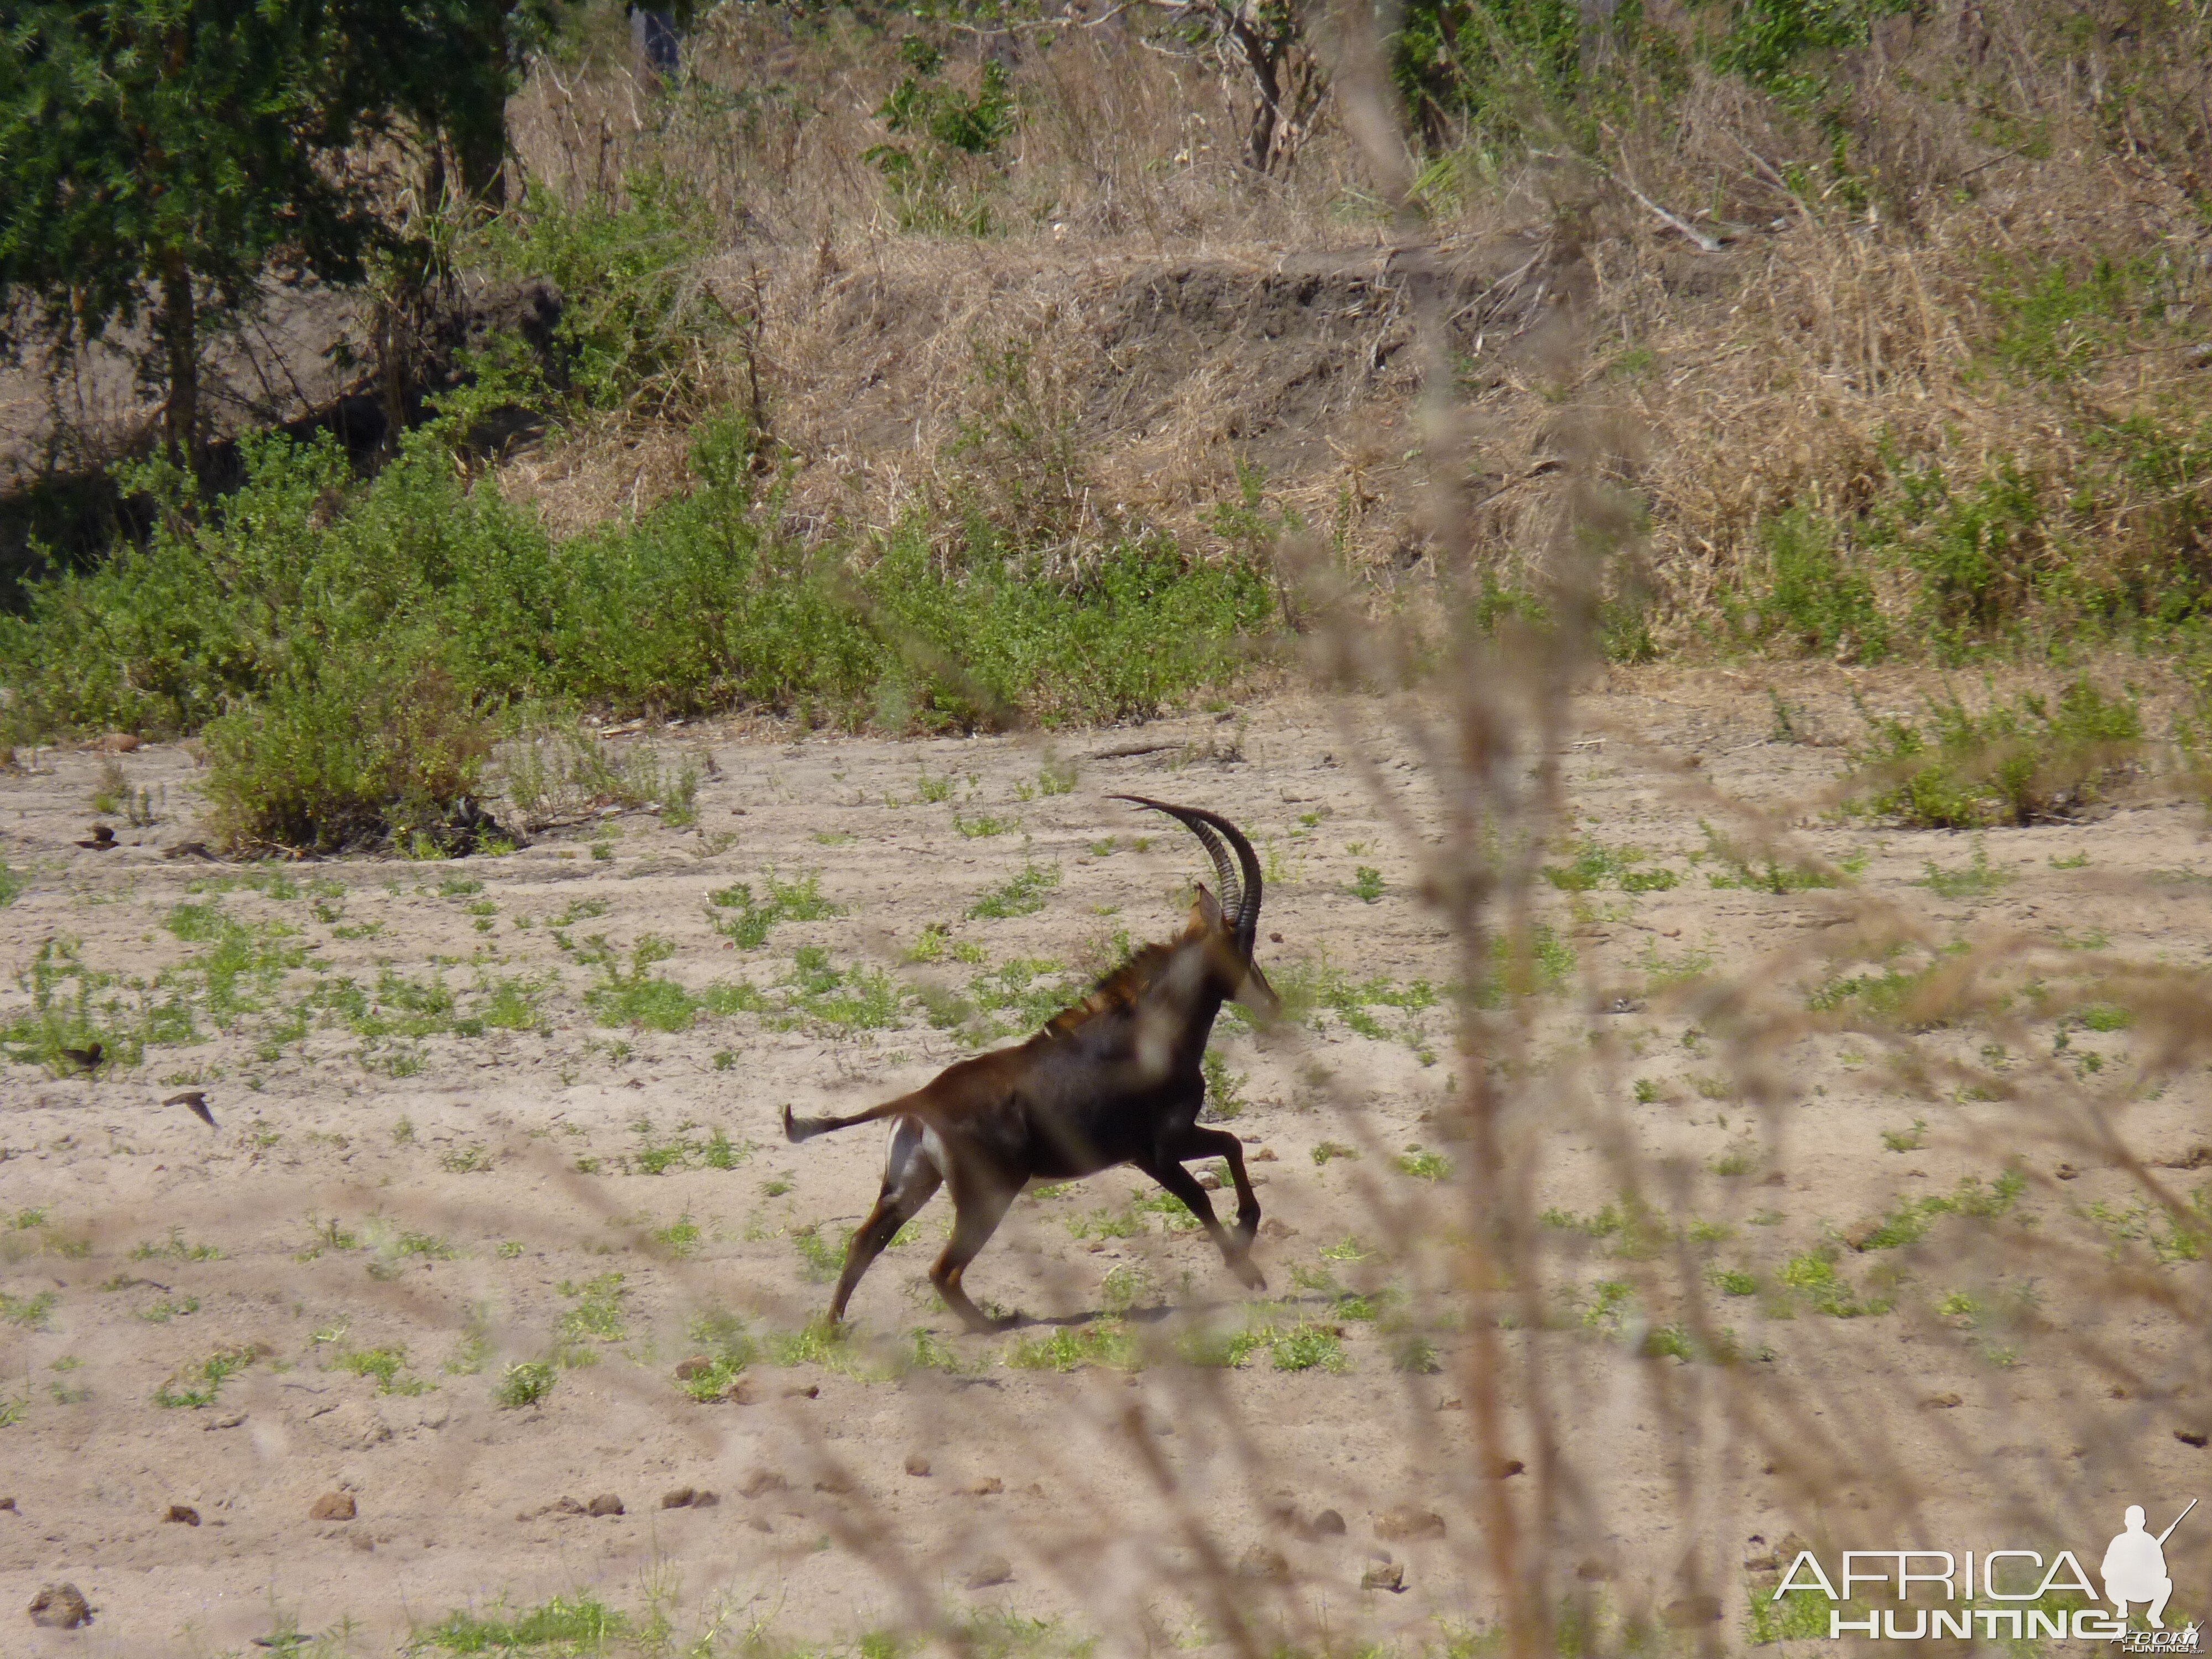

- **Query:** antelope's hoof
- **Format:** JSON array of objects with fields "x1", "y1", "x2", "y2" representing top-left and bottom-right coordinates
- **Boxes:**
[{"x1": 1232, "y1": 1258, "x2": 1268, "y2": 1292}]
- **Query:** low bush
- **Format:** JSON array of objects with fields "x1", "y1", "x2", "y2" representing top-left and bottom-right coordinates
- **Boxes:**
[
  {"x1": 1844, "y1": 678, "x2": 2143, "y2": 828},
  {"x1": 0, "y1": 416, "x2": 1274, "y2": 849},
  {"x1": 483, "y1": 174, "x2": 740, "y2": 419}
]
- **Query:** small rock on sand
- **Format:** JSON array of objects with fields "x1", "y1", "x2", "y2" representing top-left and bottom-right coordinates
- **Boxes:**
[
  {"x1": 1663, "y1": 1595, "x2": 1724, "y2": 1627},
  {"x1": 1362, "y1": 1562, "x2": 1406, "y2": 1592},
  {"x1": 309, "y1": 1491, "x2": 356, "y2": 1521},
  {"x1": 1375, "y1": 1506, "x2": 1445, "y2": 1542},
  {"x1": 739, "y1": 1470, "x2": 789, "y2": 1499},
  {"x1": 586, "y1": 1493, "x2": 624, "y2": 1517},
  {"x1": 164, "y1": 1504, "x2": 200, "y2": 1526},
  {"x1": 1308, "y1": 1508, "x2": 1347, "y2": 1537},
  {"x1": 661, "y1": 1487, "x2": 696, "y2": 1509},
  {"x1": 1922, "y1": 1392, "x2": 1963, "y2": 1410},
  {"x1": 29, "y1": 1583, "x2": 93, "y2": 1628},
  {"x1": 905, "y1": 1454, "x2": 932, "y2": 1477},
  {"x1": 968, "y1": 1476, "x2": 1004, "y2": 1496},
  {"x1": 963, "y1": 1554, "x2": 1015, "y2": 1589},
  {"x1": 1237, "y1": 1545, "x2": 1290, "y2": 1582}
]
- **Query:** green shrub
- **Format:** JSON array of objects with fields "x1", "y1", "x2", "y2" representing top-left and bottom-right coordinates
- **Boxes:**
[
  {"x1": 862, "y1": 41, "x2": 1017, "y2": 234},
  {"x1": 1846, "y1": 678, "x2": 2143, "y2": 828},
  {"x1": 494, "y1": 1361, "x2": 556, "y2": 1408},
  {"x1": 484, "y1": 174, "x2": 737, "y2": 417},
  {"x1": 203, "y1": 646, "x2": 492, "y2": 852},
  {"x1": 0, "y1": 420, "x2": 1274, "y2": 846},
  {"x1": 1746, "y1": 507, "x2": 1888, "y2": 662}
]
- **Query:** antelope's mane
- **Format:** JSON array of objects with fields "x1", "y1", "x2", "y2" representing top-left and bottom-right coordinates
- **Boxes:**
[{"x1": 1040, "y1": 938, "x2": 1190, "y2": 1040}]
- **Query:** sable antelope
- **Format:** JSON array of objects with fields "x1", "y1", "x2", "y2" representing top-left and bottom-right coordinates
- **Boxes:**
[{"x1": 783, "y1": 796, "x2": 1279, "y2": 1332}]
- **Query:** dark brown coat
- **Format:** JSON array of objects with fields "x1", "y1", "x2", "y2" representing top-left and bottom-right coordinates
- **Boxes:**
[{"x1": 783, "y1": 797, "x2": 1277, "y2": 1331}]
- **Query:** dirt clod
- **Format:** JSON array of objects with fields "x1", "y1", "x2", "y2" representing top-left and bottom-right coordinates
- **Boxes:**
[
  {"x1": 1663, "y1": 1595, "x2": 1724, "y2": 1627},
  {"x1": 782, "y1": 1383, "x2": 820, "y2": 1400},
  {"x1": 1490, "y1": 1458, "x2": 1525, "y2": 1479},
  {"x1": 1923, "y1": 1392, "x2": 1964, "y2": 1409},
  {"x1": 739, "y1": 1470, "x2": 789, "y2": 1499},
  {"x1": 963, "y1": 1554, "x2": 1015, "y2": 1589},
  {"x1": 1308, "y1": 1507, "x2": 1347, "y2": 1537},
  {"x1": 308, "y1": 1491, "x2": 356, "y2": 1521},
  {"x1": 661, "y1": 1487, "x2": 697, "y2": 1509},
  {"x1": 2177, "y1": 1430, "x2": 2208, "y2": 1448},
  {"x1": 164, "y1": 1504, "x2": 200, "y2": 1526},
  {"x1": 1375, "y1": 1506, "x2": 1445, "y2": 1541},
  {"x1": 29, "y1": 1583, "x2": 92, "y2": 1628},
  {"x1": 586, "y1": 1493, "x2": 624, "y2": 1516},
  {"x1": 1237, "y1": 1545, "x2": 1290, "y2": 1581},
  {"x1": 969, "y1": 1476, "x2": 1004, "y2": 1495},
  {"x1": 1362, "y1": 1562, "x2": 1406, "y2": 1592},
  {"x1": 905, "y1": 1454, "x2": 932, "y2": 1477}
]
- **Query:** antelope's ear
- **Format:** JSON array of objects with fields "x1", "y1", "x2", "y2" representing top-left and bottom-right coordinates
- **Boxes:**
[
  {"x1": 1188, "y1": 882, "x2": 1225, "y2": 932},
  {"x1": 1236, "y1": 961, "x2": 1284, "y2": 1022}
]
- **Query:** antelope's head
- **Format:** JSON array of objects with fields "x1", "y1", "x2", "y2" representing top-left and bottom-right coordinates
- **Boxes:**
[{"x1": 1114, "y1": 795, "x2": 1281, "y2": 1021}]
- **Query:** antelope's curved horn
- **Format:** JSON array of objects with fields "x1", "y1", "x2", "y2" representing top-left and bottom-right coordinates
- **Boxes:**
[{"x1": 1110, "y1": 796, "x2": 1265, "y2": 955}]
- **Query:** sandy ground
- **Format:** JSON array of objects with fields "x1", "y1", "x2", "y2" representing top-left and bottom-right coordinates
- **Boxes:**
[{"x1": 1, "y1": 676, "x2": 2208, "y2": 1656}]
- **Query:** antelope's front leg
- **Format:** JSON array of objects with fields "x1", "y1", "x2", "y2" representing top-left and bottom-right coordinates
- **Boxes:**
[
  {"x1": 1139, "y1": 1154, "x2": 1267, "y2": 1292},
  {"x1": 1177, "y1": 1125, "x2": 1261, "y2": 1246}
]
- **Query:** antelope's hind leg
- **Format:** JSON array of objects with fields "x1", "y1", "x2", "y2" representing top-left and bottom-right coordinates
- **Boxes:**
[
  {"x1": 929, "y1": 1168, "x2": 1020, "y2": 1335},
  {"x1": 827, "y1": 1117, "x2": 942, "y2": 1325}
]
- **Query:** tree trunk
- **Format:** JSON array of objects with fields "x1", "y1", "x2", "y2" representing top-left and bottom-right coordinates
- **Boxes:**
[
  {"x1": 158, "y1": 251, "x2": 198, "y2": 469},
  {"x1": 1227, "y1": 11, "x2": 1286, "y2": 171}
]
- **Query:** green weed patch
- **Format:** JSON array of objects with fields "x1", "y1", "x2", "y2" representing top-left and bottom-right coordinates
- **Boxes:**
[{"x1": 1845, "y1": 679, "x2": 2142, "y2": 828}]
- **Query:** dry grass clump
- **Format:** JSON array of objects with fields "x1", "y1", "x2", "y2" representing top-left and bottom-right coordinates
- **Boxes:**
[{"x1": 478, "y1": 0, "x2": 2212, "y2": 671}]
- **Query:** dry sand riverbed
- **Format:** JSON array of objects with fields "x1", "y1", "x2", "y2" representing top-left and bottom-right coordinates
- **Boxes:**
[{"x1": 2, "y1": 675, "x2": 2206, "y2": 1655}]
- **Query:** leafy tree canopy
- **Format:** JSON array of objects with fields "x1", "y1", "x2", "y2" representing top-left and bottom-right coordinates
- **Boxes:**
[{"x1": 0, "y1": 0, "x2": 551, "y2": 455}]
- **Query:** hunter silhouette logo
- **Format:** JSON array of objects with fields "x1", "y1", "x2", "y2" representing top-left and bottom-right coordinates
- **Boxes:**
[
  {"x1": 1772, "y1": 1498, "x2": 2200, "y2": 1643},
  {"x1": 2105, "y1": 1500, "x2": 2193, "y2": 1629}
]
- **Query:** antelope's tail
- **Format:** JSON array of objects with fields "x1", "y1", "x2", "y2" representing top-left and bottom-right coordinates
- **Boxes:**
[{"x1": 782, "y1": 1099, "x2": 907, "y2": 1144}]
